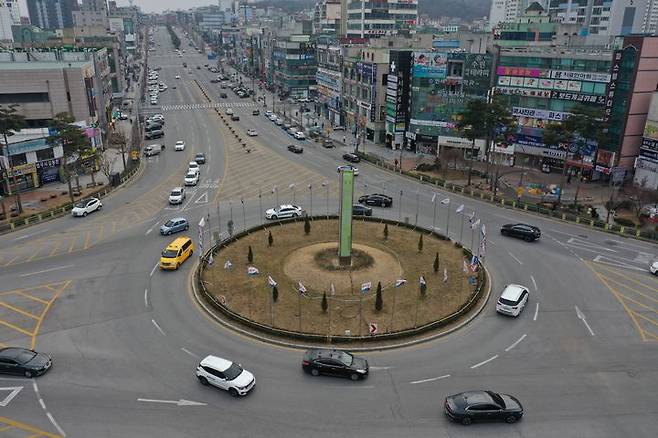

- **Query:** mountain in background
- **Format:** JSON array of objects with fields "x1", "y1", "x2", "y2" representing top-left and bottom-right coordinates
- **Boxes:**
[{"x1": 251, "y1": 0, "x2": 492, "y2": 21}]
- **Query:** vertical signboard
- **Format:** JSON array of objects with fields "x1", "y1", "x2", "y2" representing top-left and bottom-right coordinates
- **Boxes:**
[
  {"x1": 604, "y1": 50, "x2": 622, "y2": 123},
  {"x1": 338, "y1": 169, "x2": 354, "y2": 265}
]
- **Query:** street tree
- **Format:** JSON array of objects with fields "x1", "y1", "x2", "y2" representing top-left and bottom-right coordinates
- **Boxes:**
[
  {"x1": 46, "y1": 113, "x2": 92, "y2": 203},
  {"x1": 0, "y1": 104, "x2": 27, "y2": 213},
  {"x1": 542, "y1": 122, "x2": 574, "y2": 205},
  {"x1": 321, "y1": 292, "x2": 328, "y2": 313},
  {"x1": 247, "y1": 245, "x2": 253, "y2": 263},
  {"x1": 383, "y1": 223, "x2": 389, "y2": 240},
  {"x1": 304, "y1": 215, "x2": 311, "y2": 235},
  {"x1": 109, "y1": 131, "x2": 128, "y2": 171},
  {"x1": 272, "y1": 285, "x2": 278, "y2": 303},
  {"x1": 418, "y1": 234, "x2": 423, "y2": 253},
  {"x1": 268, "y1": 230, "x2": 274, "y2": 247},
  {"x1": 433, "y1": 252, "x2": 439, "y2": 273},
  {"x1": 375, "y1": 282, "x2": 383, "y2": 312}
]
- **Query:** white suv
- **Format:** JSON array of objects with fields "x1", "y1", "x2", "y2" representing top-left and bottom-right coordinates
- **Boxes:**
[
  {"x1": 496, "y1": 284, "x2": 529, "y2": 317},
  {"x1": 265, "y1": 204, "x2": 304, "y2": 220},
  {"x1": 184, "y1": 171, "x2": 199, "y2": 186},
  {"x1": 175, "y1": 140, "x2": 185, "y2": 151},
  {"x1": 196, "y1": 355, "x2": 255, "y2": 397},
  {"x1": 168, "y1": 187, "x2": 186, "y2": 205}
]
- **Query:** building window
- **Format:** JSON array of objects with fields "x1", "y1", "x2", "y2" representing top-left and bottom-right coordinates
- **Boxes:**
[
  {"x1": 36, "y1": 148, "x2": 55, "y2": 161},
  {"x1": 0, "y1": 93, "x2": 50, "y2": 103},
  {"x1": 10, "y1": 153, "x2": 27, "y2": 166}
]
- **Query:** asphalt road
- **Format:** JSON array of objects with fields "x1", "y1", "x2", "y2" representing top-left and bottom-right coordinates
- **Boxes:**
[{"x1": 0, "y1": 27, "x2": 656, "y2": 437}]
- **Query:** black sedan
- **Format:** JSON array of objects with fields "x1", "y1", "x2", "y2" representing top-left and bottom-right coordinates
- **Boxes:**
[
  {"x1": 302, "y1": 349, "x2": 369, "y2": 381},
  {"x1": 194, "y1": 153, "x2": 206, "y2": 164},
  {"x1": 359, "y1": 193, "x2": 393, "y2": 207},
  {"x1": 342, "y1": 153, "x2": 361, "y2": 163},
  {"x1": 445, "y1": 390, "x2": 524, "y2": 425},
  {"x1": 0, "y1": 347, "x2": 52, "y2": 378},
  {"x1": 287, "y1": 144, "x2": 304, "y2": 154},
  {"x1": 352, "y1": 204, "x2": 372, "y2": 216},
  {"x1": 500, "y1": 223, "x2": 541, "y2": 241}
]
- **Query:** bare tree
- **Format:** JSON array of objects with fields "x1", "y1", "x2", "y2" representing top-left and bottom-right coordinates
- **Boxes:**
[
  {"x1": 99, "y1": 152, "x2": 116, "y2": 183},
  {"x1": 109, "y1": 131, "x2": 127, "y2": 171},
  {"x1": 626, "y1": 179, "x2": 658, "y2": 221}
]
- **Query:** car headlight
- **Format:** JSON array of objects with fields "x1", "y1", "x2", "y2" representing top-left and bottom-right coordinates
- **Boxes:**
[{"x1": 356, "y1": 369, "x2": 366, "y2": 374}]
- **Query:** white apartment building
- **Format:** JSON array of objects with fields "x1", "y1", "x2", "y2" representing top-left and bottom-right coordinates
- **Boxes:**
[
  {"x1": 345, "y1": 0, "x2": 418, "y2": 39},
  {"x1": 548, "y1": 0, "x2": 649, "y2": 36},
  {"x1": 0, "y1": 1, "x2": 13, "y2": 42}
]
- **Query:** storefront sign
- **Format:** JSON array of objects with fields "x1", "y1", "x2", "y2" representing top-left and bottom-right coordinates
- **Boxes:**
[
  {"x1": 550, "y1": 91, "x2": 605, "y2": 105},
  {"x1": 640, "y1": 147, "x2": 658, "y2": 162},
  {"x1": 512, "y1": 107, "x2": 569, "y2": 121},
  {"x1": 413, "y1": 52, "x2": 447, "y2": 79},
  {"x1": 5, "y1": 163, "x2": 37, "y2": 178},
  {"x1": 550, "y1": 70, "x2": 611, "y2": 83},
  {"x1": 496, "y1": 87, "x2": 551, "y2": 98},
  {"x1": 642, "y1": 137, "x2": 658, "y2": 150},
  {"x1": 497, "y1": 66, "x2": 546, "y2": 78},
  {"x1": 35, "y1": 158, "x2": 61, "y2": 169},
  {"x1": 410, "y1": 119, "x2": 454, "y2": 128},
  {"x1": 595, "y1": 165, "x2": 612, "y2": 175},
  {"x1": 604, "y1": 50, "x2": 623, "y2": 122}
]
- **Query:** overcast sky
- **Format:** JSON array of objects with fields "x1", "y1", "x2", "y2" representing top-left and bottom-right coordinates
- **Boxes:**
[{"x1": 16, "y1": 0, "x2": 221, "y2": 16}]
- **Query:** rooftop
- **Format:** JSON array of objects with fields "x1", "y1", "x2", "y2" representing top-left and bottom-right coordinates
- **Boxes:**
[{"x1": 0, "y1": 60, "x2": 92, "y2": 71}]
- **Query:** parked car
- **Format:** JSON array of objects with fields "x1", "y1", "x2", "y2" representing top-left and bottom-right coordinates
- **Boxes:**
[
  {"x1": 332, "y1": 125, "x2": 345, "y2": 131},
  {"x1": 168, "y1": 187, "x2": 186, "y2": 205},
  {"x1": 352, "y1": 204, "x2": 372, "y2": 216},
  {"x1": 337, "y1": 165, "x2": 359, "y2": 176},
  {"x1": 71, "y1": 197, "x2": 102, "y2": 217},
  {"x1": 195, "y1": 153, "x2": 206, "y2": 164},
  {"x1": 252, "y1": 109, "x2": 260, "y2": 116},
  {"x1": 174, "y1": 140, "x2": 185, "y2": 151},
  {"x1": 343, "y1": 153, "x2": 361, "y2": 163},
  {"x1": 302, "y1": 349, "x2": 369, "y2": 381},
  {"x1": 445, "y1": 390, "x2": 524, "y2": 425},
  {"x1": 275, "y1": 118, "x2": 283, "y2": 126},
  {"x1": 225, "y1": 108, "x2": 234, "y2": 115},
  {"x1": 0, "y1": 347, "x2": 52, "y2": 378},
  {"x1": 220, "y1": 93, "x2": 228, "y2": 98},
  {"x1": 160, "y1": 217, "x2": 189, "y2": 235},
  {"x1": 196, "y1": 355, "x2": 255, "y2": 397},
  {"x1": 145, "y1": 129, "x2": 164, "y2": 140},
  {"x1": 247, "y1": 129, "x2": 258, "y2": 136},
  {"x1": 287, "y1": 127, "x2": 297, "y2": 136},
  {"x1": 144, "y1": 145, "x2": 161, "y2": 157},
  {"x1": 496, "y1": 284, "x2": 529, "y2": 317},
  {"x1": 294, "y1": 131, "x2": 306, "y2": 140},
  {"x1": 500, "y1": 223, "x2": 541, "y2": 241},
  {"x1": 210, "y1": 78, "x2": 219, "y2": 83},
  {"x1": 651, "y1": 260, "x2": 658, "y2": 275},
  {"x1": 265, "y1": 204, "x2": 304, "y2": 220},
  {"x1": 322, "y1": 139, "x2": 334, "y2": 148},
  {"x1": 184, "y1": 171, "x2": 199, "y2": 186},
  {"x1": 287, "y1": 144, "x2": 303, "y2": 154},
  {"x1": 358, "y1": 194, "x2": 392, "y2": 207}
]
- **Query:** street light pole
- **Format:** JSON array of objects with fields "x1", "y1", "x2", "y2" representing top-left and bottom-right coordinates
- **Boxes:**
[
  {"x1": 308, "y1": 184, "x2": 312, "y2": 216},
  {"x1": 322, "y1": 181, "x2": 329, "y2": 216}
]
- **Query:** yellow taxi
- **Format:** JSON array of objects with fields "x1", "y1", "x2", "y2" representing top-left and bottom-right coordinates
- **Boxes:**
[{"x1": 159, "y1": 237, "x2": 194, "y2": 270}]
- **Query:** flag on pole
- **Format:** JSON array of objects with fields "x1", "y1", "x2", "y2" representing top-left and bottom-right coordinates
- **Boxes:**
[
  {"x1": 463, "y1": 260, "x2": 469, "y2": 273},
  {"x1": 360, "y1": 281, "x2": 372, "y2": 293},
  {"x1": 431, "y1": 193, "x2": 437, "y2": 203},
  {"x1": 470, "y1": 218, "x2": 481, "y2": 230},
  {"x1": 441, "y1": 198, "x2": 450, "y2": 205},
  {"x1": 419, "y1": 276, "x2": 426, "y2": 286},
  {"x1": 480, "y1": 224, "x2": 487, "y2": 238},
  {"x1": 395, "y1": 279, "x2": 407, "y2": 288},
  {"x1": 267, "y1": 276, "x2": 277, "y2": 287},
  {"x1": 224, "y1": 259, "x2": 233, "y2": 270},
  {"x1": 456, "y1": 204, "x2": 464, "y2": 214},
  {"x1": 288, "y1": 183, "x2": 295, "y2": 190},
  {"x1": 298, "y1": 282, "x2": 307, "y2": 294},
  {"x1": 330, "y1": 283, "x2": 336, "y2": 296},
  {"x1": 443, "y1": 268, "x2": 448, "y2": 283},
  {"x1": 198, "y1": 216, "x2": 205, "y2": 228},
  {"x1": 272, "y1": 185, "x2": 277, "y2": 193},
  {"x1": 247, "y1": 266, "x2": 260, "y2": 275},
  {"x1": 470, "y1": 255, "x2": 479, "y2": 272},
  {"x1": 479, "y1": 236, "x2": 487, "y2": 257},
  {"x1": 467, "y1": 211, "x2": 476, "y2": 223}
]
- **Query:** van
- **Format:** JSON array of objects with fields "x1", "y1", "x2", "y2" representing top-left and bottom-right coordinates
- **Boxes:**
[{"x1": 159, "y1": 237, "x2": 194, "y2": 270}]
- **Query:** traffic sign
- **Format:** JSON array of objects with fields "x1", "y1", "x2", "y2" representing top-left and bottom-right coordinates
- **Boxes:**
[{"x1": 369, "y1": 323, "x2": 378, "y2": 335}]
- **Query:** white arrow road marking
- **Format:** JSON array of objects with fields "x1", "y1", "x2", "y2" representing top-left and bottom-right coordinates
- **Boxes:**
[
  {"x1": 566, "y1": 237, "x2": 617, "y2": 252},
  {"x1": 410, "y1": 374, "x2": 450, "y2": 385},
  {"x1": 575, "y1": 305, "x2": 595, "y2": 336},
  {"x1": 137, "y1": 398, "x2": 207, "y2": 406},
  {"x1": 470, "y1": 355, "x2": 498, "y2": 369},
  {"x1": 0, "y1": 386, "x2": 23, "y2": 406},
  {"x1": 369, "y1": 366, "x2": 394, "y2": 371},
  {"x1": 505, "y1": 334, "x2": 527, "y2": 352}
]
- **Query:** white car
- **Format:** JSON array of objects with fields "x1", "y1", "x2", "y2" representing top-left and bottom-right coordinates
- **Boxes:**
[
  {"x1": 268, "y1": 114, "x2": 277, "y2": 121},
  {"x1": 337, "y1": 165, "x2": 359, "y2": 176},
  {"x1": 175, "y1": 140, "x2": 185, "y2": 151},
  {"x1": 188, "y1": 161, "x2": 200, "y2": 174},
  {"x1": 226, "y1": 108, "x2": 234, "y2": 115},
  {"x1": 247, "y1": 129, "x2": 258, "y2": 136},
  {"x1": 196, "y1": 355, "x2": 255, "y2": 397},
  {"x1": 168, "y1": 187, "x2": 186, "y2": 205},
  {"x1": 265, "y1": 204, "x2": 304, "y2": 220},
  {"x1": 650, "y1": 260, "x2": 658, "y2": 275},
  {"x1": 275, "y1": 118, "x2": 283, "y2": 126},
  {"x1": 72, "y1": 197, "x2": 102, "y2": 217},
  {"x1": 496, "y1": 284, "x2": 529, "y2": 317},
  {"x1": 294, "y1": 131, "x2": 306, "y2": 140},
  {"x1": 175, "y1": 75, "x2": 181, "y2": 79},
  {"x1": 265, "y1": 110, "x2": 272, "y2": 117},
  {"x1": 184, "y1": 171, "x2": 199, "y2": 186}
]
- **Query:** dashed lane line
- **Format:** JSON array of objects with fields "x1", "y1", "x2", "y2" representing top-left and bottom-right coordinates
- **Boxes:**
[
  {"x1": 409, "y1": 374, "x2": 450, "y2": 385},
  {"x1": 533, "y1": 302, "x2": 539, "y2": 321},
  {"x1": 152, "y1": 319, "x2": 166, "y2": 336},
  {"x1": 504, "y1": 334, "x2": 527, "y2": 352},
  {"x1": 470, "y1": 355, "x2": 499, "y2": 369}
]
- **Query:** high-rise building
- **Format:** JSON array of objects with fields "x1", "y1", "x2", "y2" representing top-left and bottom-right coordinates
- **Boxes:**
[
  {"x1": 26, "y1": 0, "x2": 76, "y2": 30},
  {"x1": 548, "y1": 0, "x2": 649, "y2": 36},
  {"x1": 3, "y1": 0, "x2": 21, "y2": 24},
  {"x1": 0, "y1": 1, "x2": 14, "y2": 42},
  {"x1": 345, "y1": 0, "x2": 418, "y2": 39},
  {"x1": 489, "y1": 0, "x2": 547, "y2": 28},
  {"x1": 643, "y1": 0, "x2": 658, "y2": 33}
]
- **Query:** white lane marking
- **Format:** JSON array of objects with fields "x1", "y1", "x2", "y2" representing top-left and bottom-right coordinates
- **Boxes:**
[
  {"x1": 369, "y1": 366, "x2": 394, "y2": 371},
  {"x1": 13, "y1": 228, "x2": 50, "y2": 241},
  {"x1": 575, "y1": 305, "x2": 595, "y2": 336},
  {"x1": 181, "y1": 190, "x2": 197, "y2": 211},
  {"x1": 19, "y1": 264, "x2": 74, "y2": 277},
  {"x1": 152, "y1": 319, "x2": 166, "y2": 336},
  {"x1": 38, "y1": 397, "x2": 46, "y2": 409},
  {"x1": 592, "y1": 255, "x2": 647, "y2": 272},
  {"x1": 144, "y1": 289, "x2": 149, "y2": 308},
  {"x1": 470, "y1": 355, "x2": 499, "y2": 369},
  {"x1": 508, "y1": 252, "x2": 523, "y2": 265},
  {"x1": 533, "y1": 302, "x2": 539, "y2": 321},
  {"x1": 150, "y1": 263, "x2": 159, "y2": 277},
  {"x1": 410, "y1": 374, "x2": 450, "y2": 385},
  {"x1": 137, "y1": 398, "x2": 207, "y2": 406},
  {"x1": 47, "y1": 412, "x2": 67, "y2": 437},
  {"x1": 146, "y1": 221, "x2": 160, "y2": 235},
  {"x1": 0, "y1": 386, "x2": 23, "y2": 406},
  {"x1": 530, "y1": 275, "x2": 538, "y2": 291},
  {"x1": 505, "y1": 334, "x2": 527, "y2": 352},
  {"x1": 181, "y1": 348, "x2": 200, "y2": 359}
]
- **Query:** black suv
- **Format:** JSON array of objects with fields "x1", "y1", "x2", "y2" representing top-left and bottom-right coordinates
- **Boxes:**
[
  {"x1": 342, "y1": 153, "x2": 360, "y2": 163},
  {"x1": 358, "y1": 193, "x2": 392, "y2": 207},
  {"x1": 500, "y1": 223, "x2": 541, "y2": 241},
  {"x1": 302, "y1": 349, "x2": 369, "y2": 381}
]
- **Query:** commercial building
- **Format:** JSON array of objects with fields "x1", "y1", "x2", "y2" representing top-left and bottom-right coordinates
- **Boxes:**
[
  {"x1": 637, "y1": 89, "x2": 658, "y2": 189},
  {"x1": 313, "y1": 0, "x2": 342, "y2": 37},
  {"x1": 0, "y1": 1, "x2": 14, "y2": 42},
  {"x1": 385, "y1": 50, "x2": 414, "y2": 150},
  {"x1": 26, "y1": 0, "x2": 77, "y2": 30},
  {"x1": 4, "y1": 0, "x2": 21, "y2": 24},
  {"x1": 271, "y1": 29, "x2": 317, "y2": 99},
  {"x1": 346, "y1": 0, "x2": 418, "y2": 39},
  {"x1": 315, "y1": 38, "x2": 342, "y2": 125},
  {"x1": 548, "y1": 0, "x2": 649, "y2": 36}
]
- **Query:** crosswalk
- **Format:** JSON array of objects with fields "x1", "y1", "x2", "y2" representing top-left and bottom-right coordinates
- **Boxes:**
[{"x1": 161, "y1": 102, "x2": 256, "y2": 111}]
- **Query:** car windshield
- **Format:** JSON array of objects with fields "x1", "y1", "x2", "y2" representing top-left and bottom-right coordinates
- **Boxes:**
[
  {"x1": 171, "y1": 190, "x2": 181, "y2": 196},
  {"x1": 336, "y1": 351, "x2": 353, "y2": 366},
  {"x1": 186, "y1": 173, "x2": 195, "y2": 178},
  {"x1": 499, "y1": 297, "x2": 518, "y2": 306},
  {"x1": 14, "y1": 350, "x2": 37, "y2": 364},
  {"x1": 223, "y1": 362, "x2": 243, "y2": 380},
  {"x1": 74, "y1": 201, "x2": 87, "y2": 208},
  {"x1": 162, "y1": 249, "x2": 178, "y2": 258},
  {"x1": 486, "y1": 391, "x2": 505, "y2": 408},
  {"x1": 164, "y1": 220, "x2": 176, "y2": 227}
]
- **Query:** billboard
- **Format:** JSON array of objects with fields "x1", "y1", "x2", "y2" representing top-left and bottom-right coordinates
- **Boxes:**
[{"x1": 412, "y1": 52, "x2": 447, "y2": 79}]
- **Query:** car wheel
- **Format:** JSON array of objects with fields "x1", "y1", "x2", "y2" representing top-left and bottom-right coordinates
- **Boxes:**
[
  {"x1": 350, "y1": 373, "x2": 360, "y2": 381},
  {"x1": 176, "y1": 263, "x2": 180, "y2": 269},
  {"x1": 461, "y1": 417, "x2": 472, "y2": 425},
  {"x1": 98, "y1": 204, "x2": 102, "y2": 210},
  {"x1": 166, "y1": 230, "x2": 171, "y2": 235},
  {"x1": 271, "y1": 215, "x2": 277, "y2": 220},
  {"x1": 24, "y1": 370, "x2": 32, "y2": 378},
  {"x1": 524, "y1": 236, "x2": 533, "y2": 242},
  {"x1": 310, "y1": 368, "x2": 320, "y2": 376},
  {"x1": 505, "y1": 415, "x2": 518, "y2": 424},
  {"x1": 293, "y1": 213, "x2": 299, "y2": 217},
  {"x1": 83, "y1": 211, "x2": 88, "y2": 217},
  {"x1": 228, "y1": 388, "x2": 239, "y2": 397},
  {"x1": 198, "y1": 376, "x2": 209, "y2": 386},
  {"x1": 501, "y1": 230, "x2": 508, "y2": 236},
  {"x1": 185, "y1": 224, "x2": 189, "y2": 230}
]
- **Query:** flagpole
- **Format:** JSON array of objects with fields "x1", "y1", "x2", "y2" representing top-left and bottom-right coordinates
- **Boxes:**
[
  {"x1": 432, "y1": 196, "x2": 437, "y2": 230},
  {"x1": 298, "y1": 291, "x2": 302, "y2": 332},
  {"x1": 258, "y1": 189, "x2": 262, "y2": 222},
  {"x1": 446, "y1": 206, "x2": 451, "y2": 238},
  {"x1": 414, "y1": 284, "x2": 421, "y2": 328},
  {"x1": 359, "y1": 292, "x2": 363, "y2": 337},
  {"x1": 217, "y1": 202, "x2": 221, "y2": 238},
  {"x1": 459, "y1": 214, "x2": 465, "y2": 245},
  {"x1": 327, "y1": 291, "x2": 332, "y2": 341},
  {"x1": 390, "y1": 286, "x2": 397, "y2": 333},
  {"x1": 470, "y1": 226, "x2": 475, "y2": 254}
]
